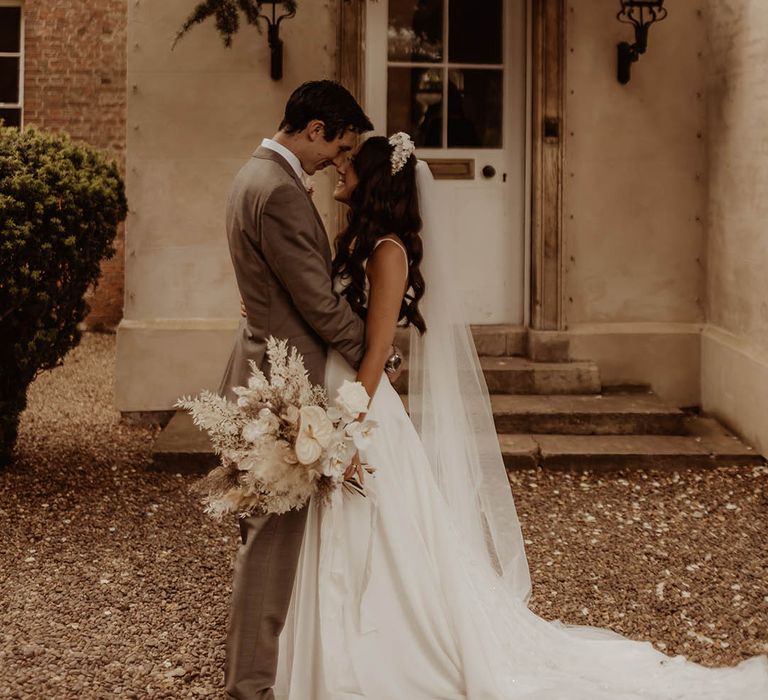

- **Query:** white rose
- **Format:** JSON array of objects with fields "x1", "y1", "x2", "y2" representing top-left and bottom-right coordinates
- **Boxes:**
[
  {"x1": 242, "y1": 412, "x2": 278, "y2": 443},
  {"x1": 232, "y1": 385, "x2": 260, "y2": 408},
  {"x1": 283, "y1": 405, "x2": 300, "y2": 425},
  {"x1": 335, "y1": 380, "x2": 370, "y2": 420},
  {"x1": 294, "y1": 406, "x2": 334, "y2": 465},
  {"x1": 257, "y1": 408, "x2": 280, "y2": 433}
]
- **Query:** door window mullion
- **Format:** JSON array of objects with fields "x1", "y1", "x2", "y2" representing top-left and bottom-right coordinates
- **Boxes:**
[{"x1": 441, "y1": 0, "x2": 449, "y2": 150}]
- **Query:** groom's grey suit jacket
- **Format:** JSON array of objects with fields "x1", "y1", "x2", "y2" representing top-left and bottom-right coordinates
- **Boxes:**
[{"x1": 218, "y1": 146, "x2": 365, "y2": 393}]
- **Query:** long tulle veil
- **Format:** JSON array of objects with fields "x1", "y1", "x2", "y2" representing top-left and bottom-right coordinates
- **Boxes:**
[{"x1": 407, "y1": 160, "x2": 532, "y2": 603}]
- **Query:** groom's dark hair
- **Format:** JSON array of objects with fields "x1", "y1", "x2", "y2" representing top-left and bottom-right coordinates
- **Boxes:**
[{"x1": 279, "y1": 80, "x2": 373, "y2": 140}]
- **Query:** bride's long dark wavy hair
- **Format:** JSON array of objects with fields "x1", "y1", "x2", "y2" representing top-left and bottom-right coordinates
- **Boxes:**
[{"x1": 332, "y1": 136, "x2": 427, "y2": 334}]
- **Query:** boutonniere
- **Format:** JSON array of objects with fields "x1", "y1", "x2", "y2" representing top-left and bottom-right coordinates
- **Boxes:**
[{"x1": 305, "y1": 181, "x2": 315, "y2": 199}]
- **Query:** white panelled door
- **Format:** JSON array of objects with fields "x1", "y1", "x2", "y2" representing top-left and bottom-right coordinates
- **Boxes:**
[{"x1": 365, "y1": 0, "x2": 527, "y2": 324}]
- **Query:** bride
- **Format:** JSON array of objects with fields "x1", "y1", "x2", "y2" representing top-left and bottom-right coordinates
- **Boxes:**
[{"x1": 274, "y1": 133, "x2": 768, "y2": 699}]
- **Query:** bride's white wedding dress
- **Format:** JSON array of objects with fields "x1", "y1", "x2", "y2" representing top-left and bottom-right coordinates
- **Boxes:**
[
  {"x1": 274, "y1": 245, "x2": 768, "y2": 700},
  {"x1": 275, "y1": 154, "x2": 768, "y2": 699}
]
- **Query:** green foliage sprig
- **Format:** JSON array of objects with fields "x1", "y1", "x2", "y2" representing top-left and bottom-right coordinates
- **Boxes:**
[
  {"x1": 0, "y1": 126, "x2": 127, "y2": 465},
  {"x1": 173, "y1": 0, "x2": 298, "y2": 48}
]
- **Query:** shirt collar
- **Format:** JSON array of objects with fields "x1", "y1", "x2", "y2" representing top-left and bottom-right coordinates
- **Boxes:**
[{"x1": 261, "y1": 137, "x2": 308, "y2": 185}]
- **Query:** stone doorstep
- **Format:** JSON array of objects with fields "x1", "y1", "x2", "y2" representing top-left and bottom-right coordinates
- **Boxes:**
[
  {"x1": 500, "y1": 430, "x2": 764, "y2": 471},
  {"x1": 489, "y1": 393, "x2": 687, "y2": 435},
  {"x1": 394, "y1": 325, "x2": 526, "y2": 358},
  {"x1": 152, "y1": 411, "x2": 764, "y2": 475},
  {"x1": 394, "y1": 356, "x2": 602, "y2": 395},
  {"x1": 398, "y1": 392, "x2": 686, "y2": 435}
]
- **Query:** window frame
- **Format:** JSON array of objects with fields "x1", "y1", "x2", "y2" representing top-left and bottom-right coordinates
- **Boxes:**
[
  {"x1": 0, "y1": 0, "x2": 24, "y2": 129},
  {"x1": 384, "y1": 0, "x2": 506, "y2": 149}
]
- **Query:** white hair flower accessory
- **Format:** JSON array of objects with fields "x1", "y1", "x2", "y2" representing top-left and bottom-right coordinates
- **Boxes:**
[{"x1": 389, "y1": 132, "x2": 415, "y2": 175}]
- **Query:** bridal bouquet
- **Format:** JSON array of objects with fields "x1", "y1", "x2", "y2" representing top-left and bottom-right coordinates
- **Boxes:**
[{"x1": 176, "y1": 337, "x2": 377, "y2": 520}]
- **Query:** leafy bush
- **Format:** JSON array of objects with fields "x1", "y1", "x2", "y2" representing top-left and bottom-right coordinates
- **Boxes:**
[{"x1": 0, "y1": 126, "x2": 127, "y2": 465}]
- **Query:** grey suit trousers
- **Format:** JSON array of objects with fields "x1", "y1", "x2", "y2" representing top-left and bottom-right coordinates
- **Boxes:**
[{"x1": 224, "y1": 507, "x2": 308, "y2": 700}]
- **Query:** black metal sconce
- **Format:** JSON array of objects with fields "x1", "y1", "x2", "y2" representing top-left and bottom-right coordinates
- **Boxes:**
[
  {"x1": 616, "y1": 0, "x2": 668, "y2": 84},
  {"x1": 259, "y1": 1, "x2": 296, "y2": 81},
  {"x1": 174, "y1": 1, "x2": 297, "y2": 81}
]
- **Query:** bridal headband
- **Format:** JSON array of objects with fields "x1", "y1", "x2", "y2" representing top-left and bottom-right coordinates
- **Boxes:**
[{"x1": 389, "y1": 132, "x2": 416, "y2": 175}]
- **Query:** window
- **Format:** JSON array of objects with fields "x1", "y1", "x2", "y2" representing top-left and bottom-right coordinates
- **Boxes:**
[
  {"x1": 0, "y1": 3, "x2": 23, "y2": 128},
  {"x1": 386, "y1": 0, "x2": 504, "y2": 149}
]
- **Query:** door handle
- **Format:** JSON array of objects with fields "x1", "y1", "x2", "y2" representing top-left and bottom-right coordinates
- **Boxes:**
[{"x1": 482, "y1": 165, "x2": 496, "y2": 179}]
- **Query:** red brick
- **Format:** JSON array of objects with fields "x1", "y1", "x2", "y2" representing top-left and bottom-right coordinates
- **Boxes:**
[{"x1": 23, "y1": 0, "x2": 127, "y2": 330}]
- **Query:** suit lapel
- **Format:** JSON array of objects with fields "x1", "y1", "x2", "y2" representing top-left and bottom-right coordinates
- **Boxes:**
[{"x1": 252, "y1": 146, "x2": 327, "y2": 234}]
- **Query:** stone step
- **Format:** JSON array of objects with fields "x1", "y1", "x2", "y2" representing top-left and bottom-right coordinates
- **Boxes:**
[
  {"x1": 394, "y1": 356, "x2": 601, "y2": 395},
  {"x1": 394, "y1": 324, "x2": 527, "y2": 357},
  {"x1": 500, "y1": 419, "x2": 764, "y2": 471},
  {"x1": 400, "y1": 392, "x2": 685, "y2": 435},
  {"x1": 154, "y1": 411, "x2": 763, "y2": 475},
  {"x1": 152, "y1": 411, "x2": 217, "y2": 473},
  {"x1": 488, "y1": 393, "x2": 686, "y2": 435}
]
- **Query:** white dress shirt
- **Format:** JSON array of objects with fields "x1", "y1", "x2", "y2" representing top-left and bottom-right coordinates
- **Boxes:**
[{"x1": 261, "y1": 137, "x2": 310, "y2": 189}]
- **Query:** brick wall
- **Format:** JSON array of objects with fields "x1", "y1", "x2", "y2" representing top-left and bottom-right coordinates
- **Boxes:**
[{"x1": 23, "y1": 1, "x2": 127, "y2": 330}]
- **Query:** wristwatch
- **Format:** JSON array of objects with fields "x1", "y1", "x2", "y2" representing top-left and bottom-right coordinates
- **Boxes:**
[{"x1": 384, "y1": 345, "x2": 403, "y2": 375}]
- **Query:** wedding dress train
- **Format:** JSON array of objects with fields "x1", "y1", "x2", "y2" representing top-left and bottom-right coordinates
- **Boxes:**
[{"x1": 274, "y1": 347, "x2": 768, "y2": 700}]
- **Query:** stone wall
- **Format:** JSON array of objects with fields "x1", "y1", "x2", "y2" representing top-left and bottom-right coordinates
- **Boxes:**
[
  {"x1": 22, "y1": 0, "x2": 127, "y2": 329},
  {"x1": 702, "y1": 0, "x2": 768, "y2": 455}
]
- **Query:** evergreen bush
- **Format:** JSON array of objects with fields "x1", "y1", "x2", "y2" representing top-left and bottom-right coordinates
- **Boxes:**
[{"x1": 0, "y1": 126, "x2": 127, "y2": 466}]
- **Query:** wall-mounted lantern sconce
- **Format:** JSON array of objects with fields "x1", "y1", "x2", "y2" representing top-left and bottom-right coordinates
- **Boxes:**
[
  {"x1": 259, "y1": 1, "x2": 297, "y2": 81},
  {"x1": 174, "y1": 1, "x2": 297, "y2": 81},
  {"x1": 617, "y1": 0, "x2": 668, "y2": 84}
]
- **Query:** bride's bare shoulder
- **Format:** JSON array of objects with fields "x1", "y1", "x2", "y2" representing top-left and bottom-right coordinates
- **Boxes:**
[
  {"x1": 367, "y1": 236, "x2": 409, "y2": 295},
  {"x1": 372, "y1": 235, "x2": 408, "y2": 260}
]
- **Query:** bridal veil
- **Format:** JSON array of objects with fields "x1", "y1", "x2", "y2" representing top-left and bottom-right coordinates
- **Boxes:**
[{"x1": 407, "y1": 160, "x2": 532, "y2": 603}]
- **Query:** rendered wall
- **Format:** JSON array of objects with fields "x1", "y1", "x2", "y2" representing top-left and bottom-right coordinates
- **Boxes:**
[
  {"x1": 702, "y1": 0, "x2": 768, "y2": 455},
  {"x1": 116, "y1": 0, "x2": 338, "y2": 411},
  {"x1": 562, "y1": 2, "x2": 708, "y2": 405}
]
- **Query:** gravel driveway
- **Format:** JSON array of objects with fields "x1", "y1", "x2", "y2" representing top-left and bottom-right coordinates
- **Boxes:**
[{"x1": 1, "y1": 333, "x2": 766, "y2": 698}]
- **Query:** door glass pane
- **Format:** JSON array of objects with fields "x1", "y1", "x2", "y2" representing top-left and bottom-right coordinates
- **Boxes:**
[
  {"x1": 447, "y1": 69, "x2": 502, "y2": 148},
  {"x1": 388, "y1": 0, "x2": 443, "y2": 63},
  {"x1": 0, "y1": 8, "x2": 21, "y2": 53},
  {"x1": 449, "y1": 0, "x2": 502, "y2": 65},
  {"x1": 0, "y1": 58, "x2": 20, "y2": 104},
  {"x1": 0, "y1": 108, "x2": 21, "y2": 128},
  {"x1": 388, "y1": 67, "x2": 444, "y2": 147}
]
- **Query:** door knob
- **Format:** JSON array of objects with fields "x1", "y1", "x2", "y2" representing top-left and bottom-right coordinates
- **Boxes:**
[{"x1": 482, "y1": 165, "x2": 496, "y2": 179}]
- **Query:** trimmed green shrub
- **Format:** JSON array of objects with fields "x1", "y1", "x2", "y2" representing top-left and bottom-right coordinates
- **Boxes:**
[{"x1": 0, "y1": 126, "x2": 127, "y2": 465}]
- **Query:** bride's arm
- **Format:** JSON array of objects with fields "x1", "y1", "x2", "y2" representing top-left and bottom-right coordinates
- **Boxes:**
[{"x1": 355, "y1": 241, "x2": 409, "y2": 410}]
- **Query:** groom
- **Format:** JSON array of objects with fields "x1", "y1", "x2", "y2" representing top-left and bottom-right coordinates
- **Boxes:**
[{"x1": 218, "y1": 80, "x2": 380, "y2": 700}]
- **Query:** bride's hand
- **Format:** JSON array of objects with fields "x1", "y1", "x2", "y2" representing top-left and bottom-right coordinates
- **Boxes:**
[{"x1": 344, "y1": 451, "x2": 364, "y2": 485}]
